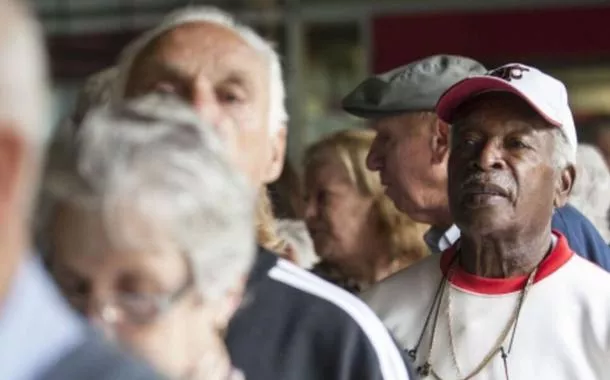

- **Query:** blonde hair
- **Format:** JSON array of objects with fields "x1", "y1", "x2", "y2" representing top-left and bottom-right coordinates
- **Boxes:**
[
  {"x1": 304, "y1": 129, "x2": 429, "y2": 269},
  {"x1": 256, "y1": 189, "x2": 291, "y2": 257}
]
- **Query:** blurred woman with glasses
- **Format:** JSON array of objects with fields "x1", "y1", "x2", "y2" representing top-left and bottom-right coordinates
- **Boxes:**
[{"x1": 38, "y1": 94, "x2": 255, "y2": 380}]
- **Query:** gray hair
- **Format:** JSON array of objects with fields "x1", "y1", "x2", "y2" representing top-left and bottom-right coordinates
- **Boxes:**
[
  {"x1": 0, "y1": 1, "x2": 50, "y2": 147},
  {"x1": 114, "y1": 6, "x2": 288, "y2": 134},
  {"x1": 552, "y1": 128, "x2": 576, "y2": 170},
  {"x1": 570, "y1": 144, "x2": 610, "y2": 241},
  {"x1": 40, "y1": 93, "x2": 256, "y2": 301},
  {"x1": 69, "y1": 67, "x2": 118, "y2": 128}
]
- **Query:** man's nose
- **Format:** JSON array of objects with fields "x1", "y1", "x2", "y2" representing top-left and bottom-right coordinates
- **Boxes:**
[
  {"x1": 471, "y1": 141, "x2": 506, "y2": 171},
  {"x1": 190, "y1": 75, "x2": 224, "y2": 127}
]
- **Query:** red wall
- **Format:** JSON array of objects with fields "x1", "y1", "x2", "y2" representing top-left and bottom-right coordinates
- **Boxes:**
[{"x1": 373, "y1": 5, "x2": 610, "y2": 73}]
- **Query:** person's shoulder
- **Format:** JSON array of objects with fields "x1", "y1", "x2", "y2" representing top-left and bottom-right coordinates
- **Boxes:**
[
  {"x1": 362, "y1": 254, "x2": 442, "y2": 313},
  {"x1": 39, "y1": 331, "x2": 164, "y2": 380},
  {"x1": 553, "y1": 205, "x2": 610, "y2": 269},
  {"x1": 554, "y1": 204, "x2": 602, "y2": 234},
  {"x1": 267, "y1": 257, "x2": 389, "y2": 326},
  {"x1": 567, "y1": 254, "x2": 610, "y2": 288},
  {"x1": 249, "y1": 256, "x2": 411, "y2": 380}
]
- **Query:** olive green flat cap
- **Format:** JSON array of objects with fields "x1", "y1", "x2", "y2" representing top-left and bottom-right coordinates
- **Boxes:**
[{"x1": 342, "y1": 55, "x2": 486, "y2": 119}]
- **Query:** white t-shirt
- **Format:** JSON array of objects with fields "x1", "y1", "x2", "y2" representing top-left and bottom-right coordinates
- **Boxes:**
[{"x1": 362, "y1": 233, "x2": 610, "y2": 379}]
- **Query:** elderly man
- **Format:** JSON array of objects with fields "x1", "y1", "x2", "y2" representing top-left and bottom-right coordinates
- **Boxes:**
[
  {"x1": 343, "y1": 54, "x2": 610, "y2": 268},
  {"x1": 111, "y1": 6, "x2": 411, "y2": 380},
  {"x1": 363, "y1": 64, "x2": 610, "y2": 378},
  {"x1": 0, "y1": 1, "x2": 161, "y2": 380}
]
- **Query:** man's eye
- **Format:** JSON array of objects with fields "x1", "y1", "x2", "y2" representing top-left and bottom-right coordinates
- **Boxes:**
[
  {"x1": 457, "y1": 137, "x2": 478, "y2": 147},
  {"x1": 217, "y1": 89, "x2": 245, "y2": 104},
  {"x1": 507, "y1": 139, "x2": 528, "y2": 149}
]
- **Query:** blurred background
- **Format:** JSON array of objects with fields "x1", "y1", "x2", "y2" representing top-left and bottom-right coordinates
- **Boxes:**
[{"x1": 36, "y1": 0, "x2": 610, "y2": 167}]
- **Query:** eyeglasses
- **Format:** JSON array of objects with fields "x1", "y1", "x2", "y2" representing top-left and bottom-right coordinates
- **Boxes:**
[{"x1": 63, "y1": 279, "x2": 193, "y2": 325}]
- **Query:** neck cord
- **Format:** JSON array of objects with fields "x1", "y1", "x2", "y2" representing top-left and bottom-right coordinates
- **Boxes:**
[
  {"x1": 408, "y1": 255, "x2": 456, "y2": 376},
  {"x1": 410, "y1": 253, "x2": 540, "y2": 379},
  {"x1": 429, "y1": 262, "x2": 539, "y2": 380}
]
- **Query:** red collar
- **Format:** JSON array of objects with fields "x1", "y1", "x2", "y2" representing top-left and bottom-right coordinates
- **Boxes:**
[{"x1": 439, "y1": 231, "x2": 574, "y2": 295}]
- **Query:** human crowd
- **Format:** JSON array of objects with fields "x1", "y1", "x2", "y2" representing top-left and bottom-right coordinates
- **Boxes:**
[{"x1": 1, "y1": 1, "x2": 610, "y2": 379}]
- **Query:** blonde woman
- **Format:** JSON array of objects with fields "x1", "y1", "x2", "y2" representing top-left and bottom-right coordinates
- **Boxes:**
[{"x1": 304, "y1": 129, "x2": 430, "y2": 292}]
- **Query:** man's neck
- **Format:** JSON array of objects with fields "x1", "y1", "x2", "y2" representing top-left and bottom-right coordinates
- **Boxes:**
[{"x1": 458, "y1": 228, "x2": 553, "y2": 278}]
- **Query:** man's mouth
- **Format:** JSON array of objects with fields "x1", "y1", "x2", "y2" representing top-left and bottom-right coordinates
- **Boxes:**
[{"x1": 460, "y1": 182, "x2": 509, "y2": 206}]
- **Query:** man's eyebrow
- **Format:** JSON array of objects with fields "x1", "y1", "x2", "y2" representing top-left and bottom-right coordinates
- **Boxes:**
[
  {"x1": 144, "y1": 60, "x2": 188, "y2": 82},
  {"x1": 221, "y1": 71, "x2": 252, "y2": 87}
]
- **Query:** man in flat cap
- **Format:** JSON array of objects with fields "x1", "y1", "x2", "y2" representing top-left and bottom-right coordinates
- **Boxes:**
[
  {"x1": 343, "y1": 55, "x2": 483, "y2": 253},
  {"x1": 343, "y1": 54, "x2": 610, "y2": 268}
]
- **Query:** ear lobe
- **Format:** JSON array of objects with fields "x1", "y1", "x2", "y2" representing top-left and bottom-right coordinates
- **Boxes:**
[
  {"x1": 262, "y1": 125, "x2": 287, "y2": 184},
  {"x1": 431, "y1": 118, "x2": 451, "y2": 163},
  {"x1": 554, "y1": 164, "x2": 575, "y2": 208}
]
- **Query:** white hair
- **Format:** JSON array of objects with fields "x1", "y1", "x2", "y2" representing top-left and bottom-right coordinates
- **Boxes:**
[
  {"x1": 552, "y1": 127, "x2": 576, "y2": 169},
  {"x1": 0, "y1": 1, "x2": 50, "y2": 147},
  {"x1": 41, "y1": 93, "x2": 256, "y2": 301},
  {"x1": 570, "y1": 144, "x2": 610, "y2": 241},
  {"x1": 114, "y1": 6, "x2": 288, "y2": 134}
]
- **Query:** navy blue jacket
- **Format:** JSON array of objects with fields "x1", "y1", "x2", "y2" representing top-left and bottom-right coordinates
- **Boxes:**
[{"x1": 553, "y1": 204, "x2": 610, "y2": 270}]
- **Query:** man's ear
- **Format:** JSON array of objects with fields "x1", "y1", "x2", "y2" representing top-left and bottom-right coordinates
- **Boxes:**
[
  {"x1": 431, "y1": 117, "x2": 450, "y2": 164},
  {"x1": 263, "y1": 125, "x2": 287, "y2": 184},
  {"x1": 554, "y1": 164, "x2": 575, "y2": 208}
]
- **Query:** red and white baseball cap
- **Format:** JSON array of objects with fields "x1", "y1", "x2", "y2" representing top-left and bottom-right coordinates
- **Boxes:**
[{"x1": 436, "y1": 63, "x2": 577, "y2": 159}]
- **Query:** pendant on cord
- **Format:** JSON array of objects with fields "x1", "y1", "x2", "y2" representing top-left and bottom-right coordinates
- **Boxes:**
[
  {"x1": 407, "y1": 349, "x2": 416, "y2": 360},
  {"x1": 417, "y1": 362, "x2": 431, "y2": 377}
]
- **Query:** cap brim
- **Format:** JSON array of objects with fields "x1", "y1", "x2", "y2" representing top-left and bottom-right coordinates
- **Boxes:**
[{"x1": 436, "y1": 77, "x2": 561, "y2": 127}]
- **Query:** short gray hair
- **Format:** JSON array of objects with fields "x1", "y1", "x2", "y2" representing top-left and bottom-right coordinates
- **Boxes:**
[
  {"x1": 41, "y1": 93, "x2": 256, "y2": 301},
  {"x1": 69, "y1": 67, "x2": 118, "y2": 128},
  {"x1": 0, "y1": 1, "x2": 50, "y2": 147},
  {"x1": 114, "y1": 6, "x2": 288, "y2": 134},
  {"x1": 552, "y1": 128, "x2": 576, "y2": 170}
]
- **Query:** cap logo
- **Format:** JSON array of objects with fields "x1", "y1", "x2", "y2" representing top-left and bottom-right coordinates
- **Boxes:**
[{"x1": 489, "y1": 65, "x2": 530, "y2": 82}]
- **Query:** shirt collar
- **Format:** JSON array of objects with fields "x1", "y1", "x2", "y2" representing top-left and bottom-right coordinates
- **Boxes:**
[
  {"x1": 424, "y1": 224, "x2": 461, "y2": 254},
  {"x1": 0, "y1": 256, "x2": 84, "y2": 380}
]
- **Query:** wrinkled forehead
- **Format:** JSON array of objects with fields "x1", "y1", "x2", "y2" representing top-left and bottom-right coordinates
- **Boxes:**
[{"x1": 127, "y1": 22, "x2": 269, "y2": 89}]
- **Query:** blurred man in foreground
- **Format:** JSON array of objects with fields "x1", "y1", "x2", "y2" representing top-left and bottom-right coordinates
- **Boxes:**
[
  {"x1": 112, "y1": 6, "x2": 412, "y2": 380},
  {"x1": 363, "y1": 64, "x2": 610, "y2": 378},
  {"x1": 0, "y1": 1, "x2": 160, "y2": 379}
]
